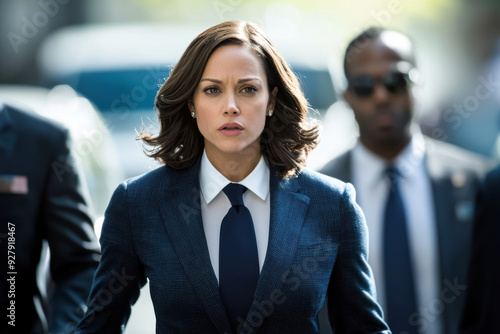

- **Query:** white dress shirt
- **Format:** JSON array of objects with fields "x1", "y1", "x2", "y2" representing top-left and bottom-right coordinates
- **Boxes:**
[
  {"x1": 199, "y1": 150, "x2": 270, "y2": 282},
  {"x1": 351, "y1": 132, "x2": 442, "y2": 334}
]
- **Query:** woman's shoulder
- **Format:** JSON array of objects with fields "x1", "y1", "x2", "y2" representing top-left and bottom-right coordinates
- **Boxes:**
[
  {"x1": 294, "y1": 168, "x2": 360, "y2": 219},
  {"x1": 297, "y1": 167, "x2": 349, "y2": 194},
  {"x1": 119, "y1": 164, "x2": 196, "y2": 196},
  {"x1": 290, "y1": 168, "x2": 357, "y2": 206}
]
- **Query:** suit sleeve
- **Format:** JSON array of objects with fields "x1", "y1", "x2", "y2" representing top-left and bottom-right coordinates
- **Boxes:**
[
  {"x1": 327, "y1": 183, "x2": 390, "y2": 333},
  {"x1": 76, "y1": 182, "x2": 146, "y2": 334},
  {"x1": 41, "y1": 129, "x2": 101, "y2": 332}
]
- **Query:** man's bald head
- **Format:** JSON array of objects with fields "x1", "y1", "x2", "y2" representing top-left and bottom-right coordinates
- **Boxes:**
[{"x1": 344, "y1": 27, "x2": 416, "y2": 78}]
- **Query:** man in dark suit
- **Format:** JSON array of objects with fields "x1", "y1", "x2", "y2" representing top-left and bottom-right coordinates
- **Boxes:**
[
  {"x1": 319, "y1": 27, "x2": 487, "y2": 334},
  {"x1": 0, "y1": 102, "x2": 100, "y2": 333},
  {"x1": 460, "y1": 165, "x2": 500, "y2": 333}
]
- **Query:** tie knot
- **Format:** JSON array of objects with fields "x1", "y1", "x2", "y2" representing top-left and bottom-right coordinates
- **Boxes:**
[
  {"x1": 385, "y1": 166, "x2": 401, "y2": 187},
  {"x1": 385, "y1": 166, "x2": 400, "y2": 178},
  {"x1": 223, "y1": 183, "x2": 247, "y2": 207}
]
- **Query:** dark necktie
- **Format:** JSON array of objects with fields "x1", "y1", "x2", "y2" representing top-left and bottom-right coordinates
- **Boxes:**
[
  {"x1": 219, "y1": 183, "x2": 259, "y2": 332},
  {"x1": 383, "y1": 167, "x2": 418, "y2": 334}
]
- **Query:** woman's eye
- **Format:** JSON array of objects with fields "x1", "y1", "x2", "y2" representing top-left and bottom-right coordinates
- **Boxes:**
[
  {"x1": 242, "y1": 86, "x2": 257, "y2": 94},
  {"x1": 204, "y1": 87, "x2": 220, "y2": 95}
]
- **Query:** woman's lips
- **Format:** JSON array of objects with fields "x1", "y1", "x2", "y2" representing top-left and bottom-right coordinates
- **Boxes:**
[{"x1": 218, "y1": 122, "x2": 243, "y2": 136}]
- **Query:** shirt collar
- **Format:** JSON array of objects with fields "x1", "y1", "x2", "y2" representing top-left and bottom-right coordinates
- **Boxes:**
[
  {"x1": 353, "y1": 139, "x2": 387, "y2": 187},
  {"x1": 394, "y1": 131, "x2": 426, "y2": 178},
  {"x1": 353, "y1": 130, "x2": 426, "y2": 183},
  {"x1": 199, "y1": 149, "x2": 270, "y2": 204}
]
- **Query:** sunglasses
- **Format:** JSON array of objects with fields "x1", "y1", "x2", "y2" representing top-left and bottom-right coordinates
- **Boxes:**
[{"x1": 347, "y1": 72, "x2": 413, "y2": 98}]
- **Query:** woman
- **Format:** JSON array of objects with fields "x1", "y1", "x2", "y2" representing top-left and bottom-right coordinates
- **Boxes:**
[{"x1": 76, "y1": 21, "x2": 389, "y2": 334}]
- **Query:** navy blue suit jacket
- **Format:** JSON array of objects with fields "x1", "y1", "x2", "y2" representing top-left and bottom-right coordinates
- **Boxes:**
[
  {"x1": 76, "y1": 159, "x2": 390, "y2": 333},
  {"x1": 0, "y1": 104, "x2": 100, "y2": 333}
]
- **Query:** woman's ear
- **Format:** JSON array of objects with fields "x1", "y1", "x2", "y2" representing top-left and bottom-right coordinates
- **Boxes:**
[
  {"x1": 268, "y1": 87, "x2": 278, "y2": 110},
  {"x1": 188, "y1": 101, "x2": 195, "y2": 112}
]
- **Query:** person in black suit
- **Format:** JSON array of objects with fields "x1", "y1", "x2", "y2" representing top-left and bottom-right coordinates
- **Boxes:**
[
  {"x1": 460, "y1": 165, "x2": 500, "y2": 333},
  {"x1": 319, "y1": 27, "x2": 487, "y2": 334},
  {"x1": 0, "y1": 102, "x2": 100, "y2": 333},
  {"x1": 75, "y1": 21, "x2": 390, "y2": 334}
]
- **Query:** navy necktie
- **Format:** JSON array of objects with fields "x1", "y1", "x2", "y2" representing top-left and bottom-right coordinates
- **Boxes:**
[
  {"x1": 219, "y1": 183, "x2": 259, "y2": 332},
  {"x1": 383, "y1": 167, "x2": 418, "y2": 334}
]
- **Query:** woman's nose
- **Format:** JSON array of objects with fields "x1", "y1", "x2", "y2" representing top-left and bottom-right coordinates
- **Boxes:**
[{"x1": 223, "y1": 93, "x2": 240, "y2": 115}]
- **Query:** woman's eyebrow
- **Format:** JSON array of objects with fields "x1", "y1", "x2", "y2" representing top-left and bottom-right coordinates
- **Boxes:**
[{"x1": 199, "y1": 77, "x2": 262, "y2": 84}]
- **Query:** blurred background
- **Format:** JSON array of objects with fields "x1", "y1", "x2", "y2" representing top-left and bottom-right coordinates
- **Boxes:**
[{"x1": 1, "y1": 0, "x2": 499, "y2": 332}]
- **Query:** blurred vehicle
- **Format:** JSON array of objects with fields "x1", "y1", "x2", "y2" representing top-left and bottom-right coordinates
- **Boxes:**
[
  {"x1": 0, "y1": 84, "x2": 124, "y2": 221},
  {"x1": 37, "y1": 23, "x2": 338, "y2": 177}
]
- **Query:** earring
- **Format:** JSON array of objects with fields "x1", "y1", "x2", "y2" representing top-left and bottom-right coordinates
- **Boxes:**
[
  {"x1": 268, "y1": 109, "x2": 273, "y2": 117},
  {"x1": 191, "y1": 111, "x2": 196, "y2": 118}
]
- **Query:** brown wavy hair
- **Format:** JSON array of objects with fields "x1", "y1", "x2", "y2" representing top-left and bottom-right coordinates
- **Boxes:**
[{"x1": 141, "y1": 20, "x2": 319, "y2": 178}]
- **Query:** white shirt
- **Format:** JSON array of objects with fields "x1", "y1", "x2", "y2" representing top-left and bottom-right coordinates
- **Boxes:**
[
  {"x1": 351, "y1": 132, "x2": 442, "y2": 334},
  {"x1": 199, "y1": 150, "x2": 270, "y2": 282}
]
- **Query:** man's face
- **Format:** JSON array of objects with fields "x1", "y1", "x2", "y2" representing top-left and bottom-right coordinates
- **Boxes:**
[{"x1": 343, "y1": 37, "x2": 414, "y2": 149}]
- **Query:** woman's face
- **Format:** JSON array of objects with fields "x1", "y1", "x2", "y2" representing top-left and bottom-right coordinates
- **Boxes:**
[{"x1": 190, "y1": 44, "x2": 276, "y2": 163}]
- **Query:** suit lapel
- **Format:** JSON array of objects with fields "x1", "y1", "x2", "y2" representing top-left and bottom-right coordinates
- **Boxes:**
[
  {"x1": 157, "y1": 163, "x2": 311, "y2": 333},
  {"x1": 425, "y1": 139, "x2": 464, "y2": 274},
  {"x1": 157, "y1": 162, "x2": 232, "y2": 334},
  {"x1": 424, "y1": 140, "x2": 473, "y2": 334},
  {"x1": 244, "y1": 170, "x2": 310, "y2": 332}
]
